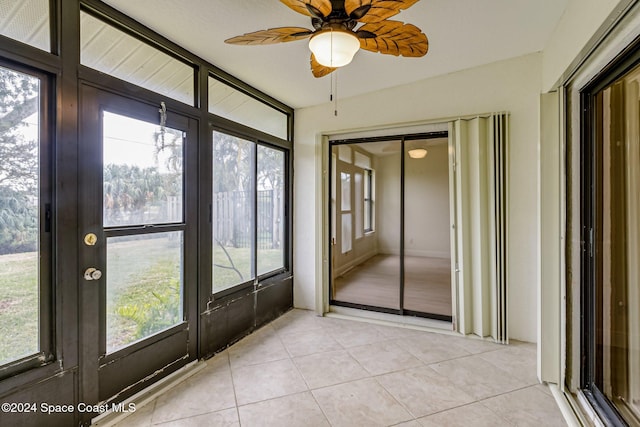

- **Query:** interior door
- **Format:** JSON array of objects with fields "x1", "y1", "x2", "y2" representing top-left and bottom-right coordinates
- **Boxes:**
[{"x1": 79, "y1": 86, "x2": 198, "y2": 405}]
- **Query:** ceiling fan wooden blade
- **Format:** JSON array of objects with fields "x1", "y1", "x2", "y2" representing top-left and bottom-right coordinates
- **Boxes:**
[
  {"x1": 358, "y1": 21, "x2": 428, "y2": 57},
  {"x1": 310, "y1": 53, "x2": 337, "y2": 78},
  {"x1": 280, "y1": 0, "x2": 332, "y2": 19},
  {"x1": 345, "y1": 0, "x2": 419, "y2": 23},
  {"x1": 225, "y1": 27, "x2": 313, "y2": 45}
]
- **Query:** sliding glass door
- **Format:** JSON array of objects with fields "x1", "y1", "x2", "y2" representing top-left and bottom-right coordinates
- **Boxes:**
[
  {"x1": 331, "y1": 142, "x2": 401, "y2": 311},
  {"x1": 582, "y1": 55, "x2": 640, "y2": 425},
  {"x1": 329, "y1": 134, "x2": 453, "y2": 320},
  {"x1": 403, "y1": 140, "x2": 452, "y2": 317}
]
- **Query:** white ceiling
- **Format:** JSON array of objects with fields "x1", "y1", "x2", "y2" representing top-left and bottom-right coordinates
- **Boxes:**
[{"x1": 102, "y1": 0, "x2": 568, "y2": 109}]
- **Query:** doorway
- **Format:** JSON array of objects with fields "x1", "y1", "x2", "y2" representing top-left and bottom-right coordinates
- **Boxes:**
[
  {"x1": 329, "y1": 132, "x2": 453, "y2": 320},
  {"x1": 78, "y1": 86, "x2": 198, "y2": 404}
]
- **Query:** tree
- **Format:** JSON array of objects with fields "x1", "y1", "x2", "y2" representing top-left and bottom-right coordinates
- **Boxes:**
[
  {"x1": 0, "y1": 66, "x2": 39, "y2": 254},
  {"x1": 0, "y1": 67, "x2": 38, "y2": 192},
  {"x1": 104, "y1": 124, "x2": 184, "y2": 226},
  {"x1": 213, "y1": 132, "x2": 252, "y2": 194}
]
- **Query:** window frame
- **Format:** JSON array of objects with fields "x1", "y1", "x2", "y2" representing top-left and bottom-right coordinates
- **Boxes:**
[
  {"x1": 0, "y1": 59, "x2": 55, "y2": 379},
  {"x1": 209, "y1": 123, "x2": 291, "y2": 300}
]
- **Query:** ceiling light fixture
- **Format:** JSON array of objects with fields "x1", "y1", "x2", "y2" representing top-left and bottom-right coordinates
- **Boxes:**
[
  {"x1": 408, "y1": 148, "x2": 428, "y2": 159},
  {"x1": 225, "y1": 1, "x2": 428, "y2": 78},
  {"x1": 309, "y1": 28, "x2": 360, "y2": 68}
]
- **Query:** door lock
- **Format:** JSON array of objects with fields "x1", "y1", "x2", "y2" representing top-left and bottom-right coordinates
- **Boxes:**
[
  {"x1": 84, "y1": 267, "x2": 103, "y2": 281},
  {"x1": 84, "y1": 233, "x2": 98, "y2": 246}
]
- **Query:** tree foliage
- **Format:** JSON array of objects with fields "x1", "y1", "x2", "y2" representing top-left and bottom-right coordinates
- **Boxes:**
[
  {"x1": 0, "y1": 66, "x2": 39, "y2": 254},
  {"x1": 104, "y1": 123, "x2": 183, "y2": 225},
  {"x1": 213, "y1": 132, "x2": 252, "y2": 193},
  {"x1": 104, "y1": 164, "x2": 168, "y2": 225}
]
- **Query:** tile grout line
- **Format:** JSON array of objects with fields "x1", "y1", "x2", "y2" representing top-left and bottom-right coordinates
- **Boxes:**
[
  {"x1": 111, "y1": 311, "x2": 556, "y2": 426},
  {"x1": 370, "y1": 375, "x2": 421, "y2": 425},
  {"x1": 268, "y1": 319, "x2": 333, "y2": 426},
  {"x1": 224, "y1": 350, "x2": 243, "y2": 427}
]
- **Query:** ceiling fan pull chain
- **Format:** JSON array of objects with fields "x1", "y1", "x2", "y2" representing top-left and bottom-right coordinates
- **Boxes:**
[
  {"x1": 329, "y1": 66, "x2": 338, "y2": 116},
  {"x1": 328, "y1": 26, "x2": 339, "y2": 116},
  {"x1": 334, "y1": 70, "x2": 339, "y2": 117}
]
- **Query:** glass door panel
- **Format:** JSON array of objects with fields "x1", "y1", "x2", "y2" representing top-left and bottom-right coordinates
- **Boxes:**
[
  {"x1": 102, "y1": 111, "x2": 187, "y2": 354},
  {"x1": 103, "y1": 112, "x2": 183, "y2": 227},
  {"x1": 331, "y1": 142, "x2": 401, "y2": 310},
  {"x1": 403, "y1": 139, "x2": 453, "y2": 317},
  {"x1": 591, "y1": 65, "x2": 640, "y2": 423},
  {"x1": 106, "y1": 232, "x2": 183, "y2": 353}
]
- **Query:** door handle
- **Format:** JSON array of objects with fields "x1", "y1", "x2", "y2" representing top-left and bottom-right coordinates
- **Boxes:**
[{"x1": 84, "y1": 267, "x2": 103, "y2": 281}]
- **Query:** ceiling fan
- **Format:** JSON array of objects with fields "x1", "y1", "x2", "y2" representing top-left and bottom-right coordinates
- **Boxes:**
[{"x1": 225, "y1": 0, "x2": 428, "y2": 78}]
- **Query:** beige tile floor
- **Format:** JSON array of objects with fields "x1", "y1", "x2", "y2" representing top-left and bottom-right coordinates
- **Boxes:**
[{"x1": 109, "y1": 309, "x2": 566, "y2": 427}]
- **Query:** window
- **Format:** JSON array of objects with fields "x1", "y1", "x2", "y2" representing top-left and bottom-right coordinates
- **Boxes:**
[
  {"x1": 582, "y1": 55, "x2": 640, "y2": 425},
  {"x1": 80, "y1": 11, "x2": 195, "y2": 106},
  {"x1": 212, "y1": 131, "x2": 255, "y2": 293},
  {"x1": 212, "y1": 130, "x2": 287, "y2": 294},
  {"x1": 354, "y1": 172, "x2": 363, "y2": 239},
  {"x1": 340, "y1": 172, "x2": 352, "y2": 254},
  {"x1": 0, "y1": 63, "x2": 52, "y2": 370},
  {"x1": 257, "y1": 145, "x2": 285, "y2": 275},
  {"x1": 209, "y1": 77, "x2": 288, "y2": 140},
  {"x1": 364, "y1": 169, "x2": 373, "y2": 232},
  {"x1": 0, "y1": 0, "x2": 50, "y2": 52}
]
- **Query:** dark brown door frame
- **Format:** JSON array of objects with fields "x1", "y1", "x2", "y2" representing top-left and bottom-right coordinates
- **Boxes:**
[{"x1": 78, "y1": 84, "x2": 198, "y2": 408}]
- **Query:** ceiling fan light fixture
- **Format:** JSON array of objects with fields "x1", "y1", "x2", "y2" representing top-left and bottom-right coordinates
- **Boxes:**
[
  {"x1": 408, "y1": 148, "x2": 428, "y2": 159},
  {"x1": 309, "y1": 29, "x2": 360, "y2": 67}
]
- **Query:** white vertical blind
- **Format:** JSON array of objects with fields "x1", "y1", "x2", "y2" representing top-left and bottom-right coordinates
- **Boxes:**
[{"x1": 451, "y1": 113, "x2": 509, "y2": 343}]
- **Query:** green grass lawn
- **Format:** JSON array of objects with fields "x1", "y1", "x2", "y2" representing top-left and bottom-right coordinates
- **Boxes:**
[
  {"x1": 106, "y1": 235, "x2": 182, "y2": 351},
  {"x1": 213, "y1": 245, "x2": 283, "y2": 293},
  {"x1": 0, "y1": 240, "x2": 284, "y2": 362},
  {"x1": 0, "y1": 252, "x2": 38, "y2": 365}
]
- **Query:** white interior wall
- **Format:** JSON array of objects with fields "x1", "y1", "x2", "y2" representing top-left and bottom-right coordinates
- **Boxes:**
[
  {"x1": 375, "y1": 153, "x2": 401, "y2": 255},
  {"x1": 405, "y1": 142, "x2": 451, "y2": 258},
  {"x1": 542, "y1": 0, "x2": 632, "y2": 90},
  {"x1": 294, "y1": 52, "x2": 542, "y2": 343}
]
